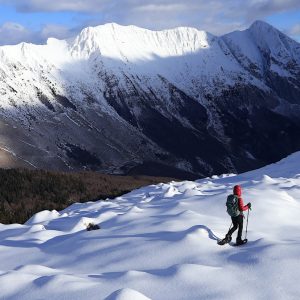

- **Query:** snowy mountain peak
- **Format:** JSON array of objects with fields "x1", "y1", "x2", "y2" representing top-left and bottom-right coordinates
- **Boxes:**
[
  {"x1": 0, "y1": 21, "x2": 299, "y2": 176},
  {"x1": 221, "y1": 19, "x2": 300, "y2": 78},
  {"x1": 248, "y1": 20, "x2": 300, "y2": 64},
  {"x1": 248, "y1": 19, "x2": 285, "y2": 44},
  {"x1": 249, "y1": 19, "x2": 276, "y2": 31},
  {"x1": 70, "y1": 22, "x2": 213, "y2": 61}
]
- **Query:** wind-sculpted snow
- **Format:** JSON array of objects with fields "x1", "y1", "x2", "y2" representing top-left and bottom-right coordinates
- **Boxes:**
[{"x1": 0, "y1": 152, "x2": 300, "y2": 299}]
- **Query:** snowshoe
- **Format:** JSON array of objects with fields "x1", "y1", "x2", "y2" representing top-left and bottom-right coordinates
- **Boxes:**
[
  {"x1": 234, "y1": 239, "x2": 248, "y2": 246},
  {"x1": 217, "y1": 236, "x2": 232, "y2": 245}
]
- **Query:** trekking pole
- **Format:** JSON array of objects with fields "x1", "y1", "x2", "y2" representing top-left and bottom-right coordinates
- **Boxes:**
[{"x1": 245, "y1": 209, "x2": 250, "y2": 239}]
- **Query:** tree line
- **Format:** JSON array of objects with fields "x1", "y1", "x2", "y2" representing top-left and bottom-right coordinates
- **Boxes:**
[{"x1": 0, "y1": 168, "x2": 171, "y2": 224}]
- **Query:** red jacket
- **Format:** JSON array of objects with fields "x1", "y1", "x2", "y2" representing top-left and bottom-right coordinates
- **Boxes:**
[{"x1": 233, "y1": 185, "x2": 249, "y2": 212}]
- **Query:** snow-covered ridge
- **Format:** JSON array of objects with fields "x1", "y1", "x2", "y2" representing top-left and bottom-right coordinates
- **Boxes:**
[
  {"x1": 1, "y1": 20, "x2": 298, "y2": 65},
  {"x1": 0, "y1": 20, "x2": 299, "y2": 175},
  {"x1": 222, "y1": 21, "x2": 300, "y2": 76},
  {"x1": 0, "y1": 22, "x2": 213, "y2": 66},
  {"x1": 70, "y1": 23, "x2": 213, "y2": 60},
  {"x1": 0, "y1": 20, "x2": 298, "y2": 109}
]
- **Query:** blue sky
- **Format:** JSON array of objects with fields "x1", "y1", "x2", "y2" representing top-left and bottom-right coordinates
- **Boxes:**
[{"x1": 0, "y1": 0, "x2": 299, "y2": 45}]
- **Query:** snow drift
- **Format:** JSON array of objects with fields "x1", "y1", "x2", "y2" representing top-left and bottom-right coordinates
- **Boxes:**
[{"x1": 0, "y1": 152, "x2": 300, "y2": 299}]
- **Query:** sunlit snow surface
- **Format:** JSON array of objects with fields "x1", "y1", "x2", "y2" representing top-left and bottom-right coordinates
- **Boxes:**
[{"x1": 0, "y1": 152, "x2": 300, "y2": 299}]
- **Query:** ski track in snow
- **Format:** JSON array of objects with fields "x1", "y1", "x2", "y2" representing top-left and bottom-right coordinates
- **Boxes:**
[{"x1": 0, "y1": 153, "x2": 300, "y2": 299}]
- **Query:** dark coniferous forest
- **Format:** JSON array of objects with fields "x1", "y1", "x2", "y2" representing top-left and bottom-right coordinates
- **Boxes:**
[{"x1": 0, "y1": 169, "x2": 171, "y2": 224}]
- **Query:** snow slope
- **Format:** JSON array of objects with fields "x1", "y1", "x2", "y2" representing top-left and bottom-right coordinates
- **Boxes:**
[{"x1": 0, "y1": 152, "x2": 300, "y2": 299}]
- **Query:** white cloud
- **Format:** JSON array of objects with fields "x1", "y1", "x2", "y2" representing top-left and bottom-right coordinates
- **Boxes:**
[
  {"x1": 0, "y1": 0, "x2": 299, "y2": 44},
  {"x1": 284, "y1": 24, "x2": 300, "y2": 41},
  {"x1": 289, "y1": 24, "x2": 300, "y2": 35},
  {"x1": 135, "y1": 4, "x2": 186, "y2": 13},
  {"x1": 80, "y1": 1, "x2": 300, "y2": 36},
  {"x1": 0, "y1": 0, "x2": 111, "y2": 12},
  {"x1": 1, "y1": 0, "x2": 300, "y2": 22},
  {"x1": 0, "y1": 22, "x2": 36, "y2": 45},
  {"x1": 40, "y1": 24, "x2": 71, "y2": 40},
  {"x1": 0, "y1": 22, "x2": 73, "y2": 45}
]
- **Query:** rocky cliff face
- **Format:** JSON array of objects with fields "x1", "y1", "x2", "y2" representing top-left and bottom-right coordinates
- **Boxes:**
[{"x1": 0, "y1": 21, "x2": 299, "y2": 178}]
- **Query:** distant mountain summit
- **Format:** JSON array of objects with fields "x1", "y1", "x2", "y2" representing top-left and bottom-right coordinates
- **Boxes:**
[{"x1": 0, "y1": 21, "x2": 299, "y2": 177}]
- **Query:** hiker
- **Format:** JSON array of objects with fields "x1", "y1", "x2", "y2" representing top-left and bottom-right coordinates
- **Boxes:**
[{"x1": 220, "y1": 185, "x2": 251, "y2": 246}]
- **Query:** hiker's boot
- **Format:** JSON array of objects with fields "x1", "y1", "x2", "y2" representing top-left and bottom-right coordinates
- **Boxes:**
[{"x1": 236, "y1": 238, "x2": 247, "y2": 245}]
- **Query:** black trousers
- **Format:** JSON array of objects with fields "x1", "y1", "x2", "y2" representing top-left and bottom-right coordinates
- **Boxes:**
[{"x1": 227, "y1": 215, "x2": 243, "y2": 241}]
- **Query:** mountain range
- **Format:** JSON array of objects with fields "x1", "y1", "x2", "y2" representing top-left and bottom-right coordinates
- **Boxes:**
[{"x1": 0, "y1": 20, "x2": 299, "y2": 177}]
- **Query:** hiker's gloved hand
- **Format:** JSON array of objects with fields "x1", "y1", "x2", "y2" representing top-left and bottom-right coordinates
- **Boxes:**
[{"x1": 247, "y1": 202, "x2": 252, "y2": 209}]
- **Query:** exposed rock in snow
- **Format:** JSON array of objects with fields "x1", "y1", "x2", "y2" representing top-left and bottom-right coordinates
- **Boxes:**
[{"x1": 0, "y1": 21, "x2": 299, "y2": 176}]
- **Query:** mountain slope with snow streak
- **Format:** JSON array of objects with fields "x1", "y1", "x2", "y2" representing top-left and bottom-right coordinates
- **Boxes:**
[
  {"x1": 0, "y1": 152, "x2": 300, "y2": 299},
  {"x1": 0, "y1": 21, "x2": 299, "y2": 176}
]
